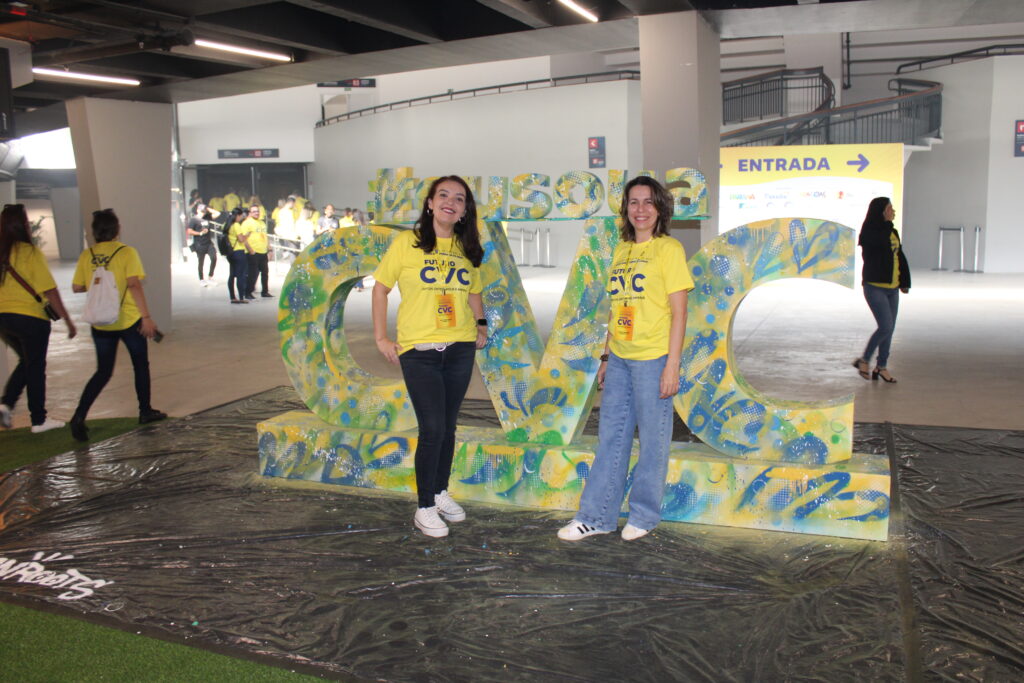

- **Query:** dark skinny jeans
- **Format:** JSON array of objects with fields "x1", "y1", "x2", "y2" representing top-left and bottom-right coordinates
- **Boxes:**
[
  {"x1": 74, "y1": 319, "x2": 152, "y2": 419},
  {"x1": 0, "y1": 312, "x2": 52, "y2": 425},
  {"x1": 195, "y1": 242, "x2": 216, "y2": 280},
  {"x1": 246, "y1": 252, "x2": 269, "y2": 296},
  {"x1": 227, "y1": 250, "x2": 248, "y2": 300},
  {"x1": 398, "y1": 342, "x2": 476, "y2": 508}
]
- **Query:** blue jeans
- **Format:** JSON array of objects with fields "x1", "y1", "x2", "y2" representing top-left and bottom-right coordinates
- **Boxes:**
[
  {"x1": 399, "y1": 342, "x2": 476, "y2": 508},
  {"x1": 576, "y1": 353, "x2": 675, "y2": 532},
  {"x1": 227, "y1": 250, "x2": 248, "y2": 300},
  {"x1": 862, "y1": 284, "x2": 899, "y2": 367},
  {"x1": 0, "y1": 313, "x2": 52, "y2": 425},
  {"x1": 74, "y1": 319, "x2": 152, "y2": 419}
]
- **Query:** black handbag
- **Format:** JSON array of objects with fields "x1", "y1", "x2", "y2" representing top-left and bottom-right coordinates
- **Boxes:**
[{"x1": 3, "y1": 262, "x2": 60, "y2": 321}]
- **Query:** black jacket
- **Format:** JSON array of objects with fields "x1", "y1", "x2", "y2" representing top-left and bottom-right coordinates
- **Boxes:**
[{"x1": 859, "y1": 220, "x2": 910, "y2": 290}]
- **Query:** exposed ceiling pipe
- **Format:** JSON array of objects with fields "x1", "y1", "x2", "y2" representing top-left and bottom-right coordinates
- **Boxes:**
[{"x1": 33, "y1": 30, "x2": 196, "y2": 68}]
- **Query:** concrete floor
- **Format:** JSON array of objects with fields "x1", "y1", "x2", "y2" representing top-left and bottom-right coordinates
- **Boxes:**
[{"x1": 4, "y1": 258, "x2": 1023, "y2": 432}]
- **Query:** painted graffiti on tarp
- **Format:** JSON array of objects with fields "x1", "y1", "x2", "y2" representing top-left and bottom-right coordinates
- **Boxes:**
[{"x1": 0, "y1": 551, "x2": 115, "y2": 600}]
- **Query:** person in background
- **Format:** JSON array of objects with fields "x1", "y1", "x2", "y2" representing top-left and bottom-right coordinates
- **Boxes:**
[
  {"x1": 558, "y1": 176, "x2": 693, "y2": 542},
  {"x1": 223, "y1": 187, "x2": 241, "y2": 213},
  {"x1": 246, "y1": 195, "x2": 266, "y2": 220},
  {"x1": 338, "y1": 207, "x2": 356, "y2": 228},
  {"x1": 295, "y1": 205, "x2": 316, "y2": 247},
  {"x1": 187, "y1": 189, "x2": 203, "y2": 216},
  {"x1": 207, "y1": 195, "x2": 225, "y2": 213},
  {"x1": 0, "y1": 203, "x2": 76, "y2": 433},
  {"x1": 69, "y1": 208, "x2": 165, "y2": 442},
  {"x1": 852, "y1": 196, "x2": 910, "y2": 384},
  {"x1": 226, "y1": 208, "x2": 252, "y2": 303},
  {"x1": 186, "y1": 203, "x2": 218, "y2": 286},
  {"x1": 243, "y1": 205, "x2": 272, "y2": 299},
  {"x1": 317, "y1": 204, "x2": 340, "y2": 235},
  {"x1": 372, "y1": 175, "x2": 488, "y2": 538}
]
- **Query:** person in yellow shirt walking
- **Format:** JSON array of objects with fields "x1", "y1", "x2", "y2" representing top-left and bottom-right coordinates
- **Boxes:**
[
  {"x1": 372, "y1": 176, "x2": 488, "y2": 539},
  {"x1": 69, "y1": 208, "x2": 165, "y2": 441},
  {"x1": 0, "y1": 203, "x2": 76, "y2": 432},
  {"x1": 223, "y1": 188, "x2": 241, "y2": 213},
  {"x1": 243, "y1": 204, "x2": 272, "y2": 298},
  {"x1": 558, "y1": 176, "x2": 693, "y2": 542}
]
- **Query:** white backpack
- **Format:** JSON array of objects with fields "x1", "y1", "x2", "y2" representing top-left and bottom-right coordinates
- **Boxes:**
[{"x1": 82, "y1": 247, "x2": 125, "y2": 325}]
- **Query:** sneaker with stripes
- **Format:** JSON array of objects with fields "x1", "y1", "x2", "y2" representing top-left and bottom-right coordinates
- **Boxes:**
[{"x1": 557, "y1": 519, "x2": 610, "y2": 541}]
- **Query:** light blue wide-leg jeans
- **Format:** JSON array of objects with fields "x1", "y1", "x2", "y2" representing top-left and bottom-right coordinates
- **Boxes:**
[{"x1": 576, "y1": 353, "x2": 675, "y2": 532}]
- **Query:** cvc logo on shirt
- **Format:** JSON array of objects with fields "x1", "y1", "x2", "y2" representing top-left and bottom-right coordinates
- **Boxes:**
[
  {"x1": 420, "y1": 264, "x2": 470, "y2": 286},
  {"x1": 608, "y1": 272, "x2": 645, "y2": 295}
]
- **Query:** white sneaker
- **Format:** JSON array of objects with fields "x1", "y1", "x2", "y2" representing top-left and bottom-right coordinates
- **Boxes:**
[
  {"x1": 557, "y1": 520, "x2": 610, "y2": 541},
  {"x1": 0, "y1": 404, "x2": 11, "y2": 429},
  {"x1": 30, "y1": 418, "x2": 65, "y2": 434},
  {"x1": 435, "y1": 490, "x2": 466, "y2": 522},
  {"x1": 414, "y1": 506, "x2": 449, "y2": 538},
  {"x1": 621, "y1": 523, "x2": 650, "y2": 541}
]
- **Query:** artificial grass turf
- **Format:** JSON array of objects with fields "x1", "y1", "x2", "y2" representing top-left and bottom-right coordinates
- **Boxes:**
[
  {"x1": 0, "y1": 601, "x2": 320, "y2": 682},
  {"x1": 0, "y1": 417, "x2": 142, "y2": 473},
  {"x1": 0, "y1": 421, "x2": 323, "y2": 682}
]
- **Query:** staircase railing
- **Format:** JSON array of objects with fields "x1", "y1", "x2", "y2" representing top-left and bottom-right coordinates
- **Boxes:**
[
  {"x1": 722, "y1": 67, "x2": 835, "y2": 125},
  {"x1": 721, "y1": 79, "x2": 941, "y2": 147},
  {"x1": 896, "y1": 43, "x2": 1024, "y2": 73}
]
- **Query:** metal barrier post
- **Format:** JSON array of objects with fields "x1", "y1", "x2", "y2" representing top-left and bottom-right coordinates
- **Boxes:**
[
  {"x1": 962, "y1": 225, "x2": 984, "y2": 273},
  {"x1": 933, "y1": 225, "x2": 963, "y2": 271},
  {"x1": 539, "y1": 227, "x2": 555, "y2": 268},
  {"x1": 519, "y1": 226, "x2": 529, "y2": 267}
]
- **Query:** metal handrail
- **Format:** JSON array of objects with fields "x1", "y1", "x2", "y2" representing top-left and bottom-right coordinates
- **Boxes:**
[
  {"x1": 722, "y1": 67, "x2": 835, "y2": 125},
  {"x1": 896, "y1": 43, "x2": 1024, "y2": 74},
  {"x1": 317, "y1": 70, "x2": 641, "y2": 128},
  {"x1": 721, "y1": 81, "x2": 942, "y2": 147}
]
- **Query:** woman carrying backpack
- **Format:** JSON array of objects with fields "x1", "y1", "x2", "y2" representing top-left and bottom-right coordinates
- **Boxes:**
[
  {"x1": 69, "y1": 209, "x2": 166, "y2": 441},
  {"x1": 0, "y1": 203, "x2": 76, "y2": 432}
]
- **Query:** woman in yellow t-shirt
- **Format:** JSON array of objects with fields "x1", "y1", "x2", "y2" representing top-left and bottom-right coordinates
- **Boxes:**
[
  {"x1": 69, "y1": 209, "x2": 165, "y2": 442},
  {"x1": 0, "y1": 204, "x2": 76, "y2": 432},
  {"x1": 852, "y1": 196, "x2": 910, "y2": 384},
  {"x1": 559, "y1": 176, "x2": 694, "y2": 542},
  {"x1": 372, "y1": 175, "x2": 488, "y2": 538},
  {"x1": 226, "y1": 208, "x2": 252, "y2": 303}
]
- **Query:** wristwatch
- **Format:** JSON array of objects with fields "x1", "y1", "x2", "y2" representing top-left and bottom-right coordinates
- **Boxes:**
[
  {"x1": 600, "y1": 353, "x2": 609, "y2": 362},
  {"x1": 476, "y1": 318, "x2": 488, "y2": 326}
]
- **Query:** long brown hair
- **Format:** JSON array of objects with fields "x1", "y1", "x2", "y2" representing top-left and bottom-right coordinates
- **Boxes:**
[
  {"x1": 0, "y1": 204, "x2": 33, "y2": 285},
  {"x1": 412, "y1": 175, "x2": 483, "y2": 268}
]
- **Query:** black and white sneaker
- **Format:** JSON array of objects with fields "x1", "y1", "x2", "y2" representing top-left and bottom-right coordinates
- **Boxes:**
[{"x1": 557, "y1": 520, "x2": 610, "y2": 541}]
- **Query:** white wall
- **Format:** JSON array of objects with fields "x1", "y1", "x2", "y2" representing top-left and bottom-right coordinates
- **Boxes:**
[
  {"x1": 983, "y1": 56, "x2": 1024, "y2": 272},
  {"x1": 903, "y1": 56, "x2": 1024, "y2": 273},
  {"x1": 177, "y1": 85, "x2": 321, "y2": 165},
  {"x1": 312, "y1": 79, "x2": 639, "y2": 267}
]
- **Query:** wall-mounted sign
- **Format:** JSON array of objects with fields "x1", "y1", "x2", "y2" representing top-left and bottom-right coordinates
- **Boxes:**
[
  {"x1": 218, "y1": 148, "x2": 279, "y2": 159},
  {"x1": 1015, "y1": 120, "x2": 1024, "y2": 157},
  {"x1": 587, "y1": 136, "x2": 605, "y2": 169},
  {"x1": 317, "y1": 78, "x2": 377, "y2": 88}
]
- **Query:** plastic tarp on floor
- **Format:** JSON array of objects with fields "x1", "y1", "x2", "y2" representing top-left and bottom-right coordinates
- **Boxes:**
[{"x1": 1, "y1": 388, "x2": 1022, "y2": 681}]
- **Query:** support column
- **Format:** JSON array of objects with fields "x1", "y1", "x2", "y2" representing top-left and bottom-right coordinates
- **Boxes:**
[
  {"x1": 639, "y1": 12, "x2": 721, "y2": 253},
  {"x1": 66, "y1": 97, "x2": 173, "y2": 330},
  {"x1": 50, "y1": 186, "x2": 83, "y2": 260}
]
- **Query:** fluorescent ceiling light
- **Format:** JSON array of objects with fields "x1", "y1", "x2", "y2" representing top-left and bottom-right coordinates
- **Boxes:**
[
  {"x1": 194, "y1": 39, "x2": 291, "y2": 62},
  {"x1": 32, "y1": 67, "x2": 140, "y2": 86},
  {"x1": 557, "y1": 0, "x2": 598, "y2": 22}
]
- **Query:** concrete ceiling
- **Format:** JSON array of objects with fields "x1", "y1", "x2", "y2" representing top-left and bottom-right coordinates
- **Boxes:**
[{"x1": 4, "y1": 0, "x2": 1023, "y2": 137}]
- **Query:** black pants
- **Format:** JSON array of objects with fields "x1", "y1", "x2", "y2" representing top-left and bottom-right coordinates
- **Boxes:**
[
  {"x1": 227, "y1": 250, "x2": 248, "y2": 300},
  {"x1": 0, "y1": 312, "x2": 52, "y2": 425},
  {"x1": 195, "y1": 243, "x2": 216, "y2": 280},
  {"x1": 246, "y1": 252, "x2": 269, "y2": 296},
  {"x1": 75, "y1": 319, "x2": 151, "y2": 419},
  {"x1": 398, "y1": 342, "x2": 476, "y2": 508}
]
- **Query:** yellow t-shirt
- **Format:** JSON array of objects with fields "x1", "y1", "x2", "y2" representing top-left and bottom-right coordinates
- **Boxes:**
[
  {"x1": 867, "y1": 232, "x2": 900, "y2": 289},
  {"x1": 0, "y1": 242, "x2": 57, "y2": 320},
  {"x1": 608, "y1": 235, "x2": 694, "y2": 361},
  {"x1": 228, "y1": 220, "x2": 251, "y2": 251},
  {"x1": 373, "y1": 230, "x2": 482, "y2": 353},
  {"x1": 72, "y1": 241, "x2": 146, "y2": 331},
  {"x1": 223, "y1": 193, "x2": 241, "y2": 212},
  {"x1": 243, "y1": 217, "x2": 268, "y2": 253},
  {"x1": 338, "y1": 216, "x2": 356, "y2": 228},
  {"x1": 208, "y1": 197, "x2": 225, "y2": 212}
]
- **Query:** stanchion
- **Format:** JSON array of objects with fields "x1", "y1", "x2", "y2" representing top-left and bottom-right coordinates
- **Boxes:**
[
  {"x1": 961, "y1": 225, "x2": 984, "y2": 273},
  {"x1": 933, "y1": 225, "x2": 964, "y2": 271},
  {"x1": 538, "y1": 227, "x2": 556, "y2": 268}
]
